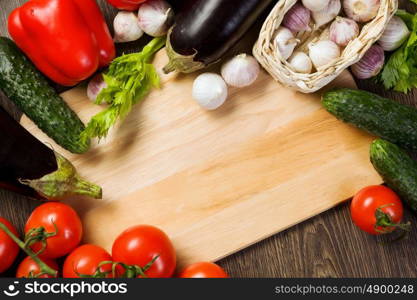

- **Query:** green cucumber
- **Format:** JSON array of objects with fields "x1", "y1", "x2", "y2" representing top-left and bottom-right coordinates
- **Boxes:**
[
  {"x1": 322, "y1": 88, "x2": 417, "y2": 151},
  {"x1": 370, "y1": 139, "x2": 417, "y2": 213},
  {"x1": 0, "y1": 37, "x2": 89, "y2": 154}
]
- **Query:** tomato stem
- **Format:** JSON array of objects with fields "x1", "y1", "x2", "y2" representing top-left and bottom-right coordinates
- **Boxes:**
[
  {"x1": 24, "y1": 222, "x2": 58, "y2": 256},
  {"x1": 0, "y1": 223, "x2": 58, "y2": 277},
  {"x1": 375, "y1": 206, "x2": 411, "y2": 234}
]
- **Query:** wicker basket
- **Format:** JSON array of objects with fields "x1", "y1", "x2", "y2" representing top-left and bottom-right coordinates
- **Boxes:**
[{"x1": 253, "y1": 0, "x2": 398, "y2": 93}]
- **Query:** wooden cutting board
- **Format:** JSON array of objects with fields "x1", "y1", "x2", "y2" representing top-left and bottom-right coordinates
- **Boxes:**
[{"x1": 20, "y1": 50, "x2": 381, "y2": 267}]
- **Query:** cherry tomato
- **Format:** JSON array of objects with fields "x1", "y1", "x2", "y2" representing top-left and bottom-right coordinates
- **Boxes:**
[
  {"x1": 106, "y1": 0, "x2": 147, "y2": 11},
  {"x1": 0, "y1": 217, "x2": 19, "y2": 273},
  {"x1": 63, "y1": 244, "x2": 117, "y2": 278},
  {"x1": 112, "y1": 225, "x2": 176, "y2": 278},
  {"x1": 179, "y1": 262, "x2": 229, "y2": 278},
  {"x1": 25, "y1": 202, "x2": 82, "y2": 259},
  {"x1": 16, "y1": 256, "x2": 59, "y2": 278},
  {"x1": 351, "y1": 185, "x2": 405, "y2": 235}
]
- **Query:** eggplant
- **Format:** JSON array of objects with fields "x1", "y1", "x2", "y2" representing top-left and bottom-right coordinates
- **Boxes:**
[
  {"x1": 163, "y1": 0, "x2": 274, "y2": 74},
  {"x1": 0, "y1": 106, "x2": 102, "y2": 200}
]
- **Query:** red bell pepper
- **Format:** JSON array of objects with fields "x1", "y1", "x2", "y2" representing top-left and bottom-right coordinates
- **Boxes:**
[
  {"x1": 8, "y1": 0, "x2": 115, "y2": 86},
  {"x1": 106, "y1": 0, "x2": 147, "y2": 11}
]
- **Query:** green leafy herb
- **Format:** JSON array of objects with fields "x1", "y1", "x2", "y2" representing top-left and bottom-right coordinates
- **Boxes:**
[
  {"x1": 379, "y1": 10, "x2": 417, "y2": 93},
  {"x1": 81, "y1": 37, "x2": 166, "y2": 142}
]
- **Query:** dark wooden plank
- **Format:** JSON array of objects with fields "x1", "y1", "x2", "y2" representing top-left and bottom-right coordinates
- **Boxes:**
[{"x1": 1, "y1": 0, "x2": 417, "y2": 278}]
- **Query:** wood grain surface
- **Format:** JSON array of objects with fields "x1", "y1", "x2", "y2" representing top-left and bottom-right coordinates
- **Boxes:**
[{"x1": 1, "y1": 0, "x2": 417, "y2": 277}]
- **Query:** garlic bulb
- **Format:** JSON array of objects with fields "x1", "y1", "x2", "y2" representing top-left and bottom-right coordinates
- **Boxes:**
[
  {"x1": 282, "y1": 3, "x2": 311, "y2": 33},
  {"x1": 274, "y1": 27, "x2": 298, "y2": 60},
  {"x1": 113, "y1": 11, "x2": 144, "y2": 43},
  {"x1": 351, "y1": 45, "x2": 385, "y2": 79},
  {"x1": 309, "y1": 40, "x2": 340, "y2": 68},
  {"x1": 302, "y1": 0, "x2": 330, "y2": 12},
  {"x1": 288, "y1": 52, "x2": 313, "y2": 74},
  {"x1": 343, "y1": 0, "x2": 380, "y2": 23},
  {"x1": 192, "y1": 73, "x2": 228, "y2": 110},
  {"x1": 221, "y1": 54, "x2": 260, "y2": 88},
  {"x1": 312, "y1": 0, "x2": 341, "y2": 28},
  {"x1": 138, "y1": 0, "x2": 174, "y2": 37},
  {"x1": 329, "y1": 17, "x2": 360, "y2": 46},
  {"x1": 378, "y1": 16, "x2": 410, "y2": 51},
  {"x1": 87, "y1": 74, "x2": 107, "y2": 102}
]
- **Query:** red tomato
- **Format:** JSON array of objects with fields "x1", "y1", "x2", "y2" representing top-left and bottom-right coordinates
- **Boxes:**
[
  {"x1": 0, "y1": 217, "x2": 19, "y2": 273},
  {"x1": 16, "y1": 256, "x2": 59, "y2": 278},
  {"x1": 63, "y1": 244, "x2": 116, "y2": 278},
  {"x1": 106, "y1": 0, "x2": 147, "y2": 11},
  {"x1": 112, "y1": 225, "x2": 176, "y2": 278},
  {"x1": 25, "y1": 202, "x2": 82, "y2": 259},
  {"x1": 179, "y1": 262, "x2": 229, "y2": 278},
  {"x1": 351, "y1": 185, "x2": 404, "y2": 235}
]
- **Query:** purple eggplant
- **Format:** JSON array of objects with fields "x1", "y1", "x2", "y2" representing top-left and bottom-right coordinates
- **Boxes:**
[
  {"x1": 0, "y1": 106, "x2": 102, "y2": 200},
  {"x1": 163, "y1": 0, "x2": 274, "y2": 73}
]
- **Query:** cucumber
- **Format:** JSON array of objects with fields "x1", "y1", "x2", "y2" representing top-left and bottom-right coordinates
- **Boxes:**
[
  {"x1": 0, "y1": 37, "x2": 89, "y2": 154},
  {"x1": 322, "y1": 88, "x2": 417, "y2": 151},
  {"x1": 370, "y1": 139, "x2": 417, "y2": 213}
]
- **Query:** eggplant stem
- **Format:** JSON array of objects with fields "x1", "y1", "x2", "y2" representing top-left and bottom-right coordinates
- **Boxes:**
[
  {"x1": 20, "y1": 152, "x2": 102, "y2": 199},
  {"x1": 0, "y1": 223, "x2": 57, "y2": 277}
]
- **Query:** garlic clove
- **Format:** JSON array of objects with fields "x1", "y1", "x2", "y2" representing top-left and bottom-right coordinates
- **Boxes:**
[
  {"x1": 288, "y1": 52, "x2": 313, "y2": 74},
  {"x1": 351, "y1": 44, "x2": 385, "y2": 79},
  {"x1": 378, "y1": 16, "x2": 410, "y2": 51},
  {"x1": 282, "y1": 3, "x2": 311, "y2": 33},
  {"x1": 309, "y1": 40, "x2": 340, "y2": 68},
  {"x1": 221, "y1": 54, "x2": 260, "y2": 88},
  {"x1": 274, "y1": 27, "x2": 299, "y2": 60},
  {"x1": 138, "y1": 0, "x2": 174, "y2": 37},
  {"x1": 329, "y1": 17, "x2": 360, "y2": 47},
  {"x1": 87, "y1": 73, "x2": 107, "y2": 102},
  {"x1": 192, "y1": 73, "x2": 228, "y2": 110},
  {"x1": 302, "y1": 0, "x2": 330, "y2": 12},
  {"x1": 343, "y1": 0, "x2": 380, "y2": 23},
  {"x1": 312, "y1": 0, "x2": 342, "y2": 28},
  {"x1": 113, "y1": 11, "x2": 144, "y2": 43}
]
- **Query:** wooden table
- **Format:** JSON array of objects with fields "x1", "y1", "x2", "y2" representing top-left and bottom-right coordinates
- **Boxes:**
[{"x1": 1, "y1": 0, "x2": 417, "y2": 278}]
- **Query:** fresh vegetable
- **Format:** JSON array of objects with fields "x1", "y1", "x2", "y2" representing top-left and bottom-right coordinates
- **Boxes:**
[
  {"x1": 282, "y1": 3, "x2": 311, "y2": 33},
  {"x1": 329, "y1": 17, "x2": 360, "y2": 47},
  {"x1": 0, "y1": 106, "x2": 102, "y2": 200},
  {"x1": 25, "y1": 202, "x2": 83, "y2": 259},
  {"x1": 179, "y1": 262, "x2": 229, "y2": 278},
  {"x1": 275, "y1": 27, "x2": 298, "y2": 60},
  {"x1": 192, "y1": 73, "x2": 228, "y2": 110},
  {"x1": 112, "y1": 225, "x2": 176, "y2": 278},
  {"x1": 8, "y1": 0, "x2": 115, "y2": 86},
  {"x1": 106, "y1": 0, "x2": 147, "y2": 11},
  {"x1": 309, "y1": 40, "x2": 340, "y2": 68},
  {"x1": 343, "y1": 0, "x2": 380, "y2": 23},
  {"x1": 379, "y1": 10, "x2": 417, "y2": 93},
  {"x1": 63, "y1": 244, "x2": 114, "y2": 278},
  {"x1": 81, "y1": 37, "x2": 165, "y2": 141},
  {"x1": 378, "y1": 16, "x2": 410, "y2": 51},
  {"x1": 221, "y1": 54, "x2": 260, "y2": 88},
  {"x1": 370, "y1": 139, "x2": 417, "y2": 214},
  {"x1": 0, "y1": 220, "x2": 57, "y2": 277},
  {"x1": 302, "y1": 0, "x2": 330, "y2": 12},
  {"x1": 87, "y1": 74, "x2": 107, "y2": 102},
  {"x1": 351, "y1": 185, "x2": 409, "y2": 235},
  {"x1": 288, "y1": 52, "x2": 313, "y2": 74},
  {"x1": 351, "y1": 45, "x2": 385, "y2": 79},
  {"x1": 163, "y1": 0, "x2": 273, "y2": 74},
  {"x1": 16, "y1": 256, "x2": 59, "y2": 278},
  {"x1": 0, "y1": 37, "x2": 90, "y2": 154},
  {"x1": 138, "y1": 0, "x2": 174, "y2": 37},
  {"x1": 312, "y1": 0, "x2": 341, "y2": 28},
  {"x1": 113, "y1": 11, "x2": 144, "y2": 43},
  {"x1": 0, "y1": 217, "x2": 19, "y2": 274},
  {"x1": 322, "y1": 88, "x2": 417, "y2": 151}
]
